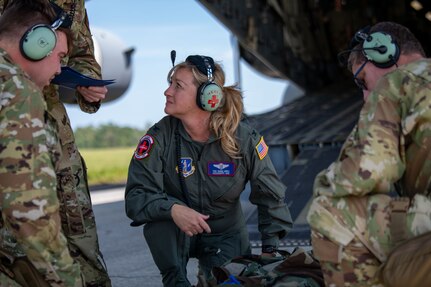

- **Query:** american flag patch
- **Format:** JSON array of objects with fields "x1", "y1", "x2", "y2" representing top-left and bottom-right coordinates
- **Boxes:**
[{"x1": 255, "y1": 136, "x2": 268, "y2": 160}]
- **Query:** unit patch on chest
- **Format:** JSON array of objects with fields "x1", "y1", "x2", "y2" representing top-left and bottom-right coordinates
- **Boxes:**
[
  {"x1": 176, "y1": 157, "x2": 195, "y2": 177},
  {"x1": 207, "y1": 162, "x2": 235, "y2": 176}
]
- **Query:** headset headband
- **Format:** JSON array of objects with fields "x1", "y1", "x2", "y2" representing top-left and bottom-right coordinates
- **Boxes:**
[
  {"x1": 51, "y1": 12, "x2": 67, "y2": 30},
  {"x1": 49, "y1": 1, "x2": 74, "y2": 28},
  {"x1": 349, "y1": 26, "x2": 371, "y2": 49},
  {"x1": 185, "y1": 55, "x2": 216, "y2": 80}
]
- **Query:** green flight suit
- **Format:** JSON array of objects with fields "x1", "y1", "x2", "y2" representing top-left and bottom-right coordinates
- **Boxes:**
[
  {"x1": 126, "y1": 116, "x2": 293, "y2": 287},
  {"x1": 0, "y1": 1, "x2": 111, "y2": 286}
]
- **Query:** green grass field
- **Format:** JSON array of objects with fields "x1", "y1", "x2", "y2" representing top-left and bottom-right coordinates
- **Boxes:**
[{"x1": 80, "y1": 147, "x2": 135, "y2": 186}]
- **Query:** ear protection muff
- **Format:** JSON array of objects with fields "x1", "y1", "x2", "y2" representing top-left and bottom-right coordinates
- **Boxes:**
[
  {"x1": 20, "y1": 12, "x2": 66, "y2": 61},
  {"x1": 196, "y1": 81, "x2": 223, "y2": 112},
  {"x1": 186, "y1": 55, "x2": 223, "y2": 112},
  {"x1": 360, "y1": 31, "x2": 400, "y2": 68}
]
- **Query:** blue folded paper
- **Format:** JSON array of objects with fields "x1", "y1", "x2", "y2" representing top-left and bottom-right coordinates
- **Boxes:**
[{"x1": 52, "y1": 66, "x2": 115, "y2": 89}]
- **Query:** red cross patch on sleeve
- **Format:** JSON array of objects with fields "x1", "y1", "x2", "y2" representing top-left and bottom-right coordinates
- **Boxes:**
[
  {"x1": 255, "y1": 136, "x2": 268, "y2": 160},
  {"x1": 134, "y1": 135, "x2": 154, "y2": 160}
]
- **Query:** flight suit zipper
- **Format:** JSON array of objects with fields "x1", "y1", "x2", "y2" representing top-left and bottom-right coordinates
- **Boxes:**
[{"x1": 197, "y1": 144, "x2": 207, "y2": 214}]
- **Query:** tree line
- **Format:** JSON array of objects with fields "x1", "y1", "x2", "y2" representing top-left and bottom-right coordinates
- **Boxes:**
[{"x1": 74, "y1": 123, "x2": 149, "y2": 148}]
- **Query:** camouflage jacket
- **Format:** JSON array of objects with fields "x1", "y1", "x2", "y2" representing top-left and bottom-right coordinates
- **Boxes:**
[
  {"x1": 47, "y1": 0, "x2": 102, "y2": 113},
  {"x1": 0, "y1": 1, "x2": 110, "y2": 286},
  {"x1": 0, "y1": 49, "x2": 82, "y2": 286},
  {"x1": 314, "y1": 58, "x2": 431, "y2": 198}
]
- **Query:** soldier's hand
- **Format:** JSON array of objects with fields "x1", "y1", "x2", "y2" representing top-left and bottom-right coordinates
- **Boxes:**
[
  {"x1": 171, "y1": 204, "x2": 211, "y2": 237},
  {"x1": 77, "y1": 85, "x2": 107, "y2": 102}
]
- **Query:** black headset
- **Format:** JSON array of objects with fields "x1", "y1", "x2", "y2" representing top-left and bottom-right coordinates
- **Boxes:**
[
  {"x1": 354, "y1": 29, "x2": 400, "y2": 68},
  {"x1": 185, "y1": 55, "x2": 223, "y2": 111},
  {"x1": 19, "y1": 9, "x2": 68, "y2": 61}
]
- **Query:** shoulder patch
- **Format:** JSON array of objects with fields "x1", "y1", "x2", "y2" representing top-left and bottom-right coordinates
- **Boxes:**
[
  {"x1": 134, "y1": 135, "x2": 154, "y2": 160},
  {"x1": 255, "y1": 136, "x2": 268, "y2": 160}
]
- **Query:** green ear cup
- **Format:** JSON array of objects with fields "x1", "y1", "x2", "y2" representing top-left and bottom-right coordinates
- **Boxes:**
[
  {"x1": 20, "y1": 24, "x2": 57, "y2": 61},
  {"x1": 362, "y1": 32, "x2": 399, "y2": 68},
  {"x1": 197, "y1": 82, "x2": 223, "y2": 112}
]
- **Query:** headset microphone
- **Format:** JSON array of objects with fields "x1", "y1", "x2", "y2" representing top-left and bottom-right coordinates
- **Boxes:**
[
  {"x1": 170, "y1": 50, "x2": 176, "y2": 67},
  {"x1": 337, "y1": 47, "x2": 385, "y2": 66},
  {"x1": 338, "y1": 46, "x2": 387, "y2": 58}
]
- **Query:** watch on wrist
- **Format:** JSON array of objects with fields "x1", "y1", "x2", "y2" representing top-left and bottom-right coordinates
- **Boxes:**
[{"x1": 262, "y1": 245, "x2": 276, "y2": 254}]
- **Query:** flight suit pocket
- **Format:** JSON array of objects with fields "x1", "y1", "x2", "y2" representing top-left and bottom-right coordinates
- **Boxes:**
[
  {"x1": 254, "y1": 167, "x2": 284, "y2": 201},
  {"x1": 208, "y1": 165, "x2": 246, "y2": 203}
]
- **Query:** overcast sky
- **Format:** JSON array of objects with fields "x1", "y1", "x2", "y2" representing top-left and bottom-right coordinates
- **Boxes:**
[{"x1": 66, "y1": 0, "x2": 288, "y2": 130}]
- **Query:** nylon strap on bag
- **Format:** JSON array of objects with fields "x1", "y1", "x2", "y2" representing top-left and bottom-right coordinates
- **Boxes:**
[{"x1": 389, "y1": 197, "x2": 410, "y2": 247}]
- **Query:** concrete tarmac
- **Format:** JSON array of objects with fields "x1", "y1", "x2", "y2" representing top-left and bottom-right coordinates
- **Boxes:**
[{"x1": 91, "y1": 186, "x2": 199, "y2": 287}]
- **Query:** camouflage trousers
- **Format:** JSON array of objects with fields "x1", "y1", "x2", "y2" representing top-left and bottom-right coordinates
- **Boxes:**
[
  {"x1": 45, "y1": 90, "x2": 110, "y2": 287},
  {"x1": 307, "y1": 193, "x2": 431, "y2": 287},
  {"x1": 57, "y1": 158, "x2": 111, "y2": 287},
  {"x1": 0, "y1": 273, "x2": 21, "y2": 287},
  {"x1": 0, "y1": 254, "x2": 79, "y2": 287}
]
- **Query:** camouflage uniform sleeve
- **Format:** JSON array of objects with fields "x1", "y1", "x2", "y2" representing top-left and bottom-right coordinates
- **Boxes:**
[
  {"x1": 314, "y1": 71, "x2": 407, "y2": 197},
  {"x1": 246, "y1": 129, "x2": 293, "y2": 247},
  {"x1": 60, "y1": 0, "x2": 102, "y2": 114},
  {"x1": 0, "y1": 80, "x2": 82, "y2": 286}
]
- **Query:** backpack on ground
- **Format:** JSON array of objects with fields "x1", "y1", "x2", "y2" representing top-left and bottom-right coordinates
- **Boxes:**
[
  {"x1": 210, "y1": 248, "x2": 325, "y2": 286},
  {"x1": 378, "y1": 230, "x2": 431, "y2": 287}
]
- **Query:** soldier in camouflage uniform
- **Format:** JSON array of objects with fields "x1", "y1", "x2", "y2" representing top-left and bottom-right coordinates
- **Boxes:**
[
  {"x1": 0, "y1": 0, "x2": 111, "y2": 286},
  {"x1": 0, "y1": 1, "x2": 82, "y2": 286},
  {"x1": 307, "y1": 22, "x2": 431, "y2": 286}
]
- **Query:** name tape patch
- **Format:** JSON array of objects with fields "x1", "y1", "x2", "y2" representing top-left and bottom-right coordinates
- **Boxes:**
[{"x1": 208, "y1": 162, "x2": 235, "y2": 176}]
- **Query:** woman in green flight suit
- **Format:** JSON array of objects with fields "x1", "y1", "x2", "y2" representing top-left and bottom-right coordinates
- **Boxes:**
[{"x1": 125, "y1": 55, "x2": 293, "y2": 287}]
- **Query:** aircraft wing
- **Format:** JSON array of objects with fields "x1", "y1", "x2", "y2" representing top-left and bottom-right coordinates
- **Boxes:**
[{"x1": 197, "y1": 0, "x2": 431, "y2": 92}]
